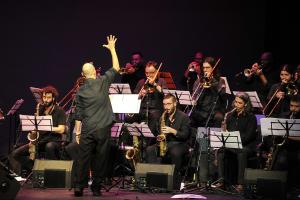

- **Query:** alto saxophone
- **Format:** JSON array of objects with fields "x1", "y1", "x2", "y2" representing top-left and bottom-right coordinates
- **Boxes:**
[
  {"x1": 28, "y1": 103, "x2": 41, "y2": 160},
  {"x1": 157, "y1": 111, "x2": 167, "y2": 157}
]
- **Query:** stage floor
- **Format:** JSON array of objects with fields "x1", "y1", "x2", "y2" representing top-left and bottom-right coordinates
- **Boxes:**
[{"x1": 16, "y1": 187, "x2": 245, "y2": 200}]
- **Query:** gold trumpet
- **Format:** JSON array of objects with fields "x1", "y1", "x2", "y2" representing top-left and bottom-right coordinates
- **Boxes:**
[{"x1": 243, "y1": 63, "x2": 264, "y2": 78}]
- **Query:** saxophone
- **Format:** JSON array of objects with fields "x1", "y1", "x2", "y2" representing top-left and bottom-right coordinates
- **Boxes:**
[
  {"x1": 157, "y1": 111, "x2": 167, "y2": 157},
  {"x1": 28, "y1": 103, "x2": 41, "y2": 160},
  {"x1": 221, "y1": 108, "x2": 236, "y2": 131},
  {"x1": 125, "y1": 134, "x2": 140, "y2": 168}
]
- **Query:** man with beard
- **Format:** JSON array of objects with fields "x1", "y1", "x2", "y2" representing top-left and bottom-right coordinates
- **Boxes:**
[
  {"x1": 9, "y1": 86, "x2": 66, "y2": 175},
  {"x1": 145, "y1": 94, "x2": 191, "y2": 190}
]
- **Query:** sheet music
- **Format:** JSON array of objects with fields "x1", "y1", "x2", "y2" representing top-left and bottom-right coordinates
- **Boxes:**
[
  {"x1": 109, "y1": 83, "x2": 131, "y2": 94},
  {"x1": 29, "y1": 87, "x2": 43, "y2": 104},
  {"x1": 220, "y1": 76, "x2": 231, "y2": 94},
  {"x1": 109, "y1": 94, "x2": 141, "y2": 113},
  {"x1": 7, "y1": 99, "x2": 24, "y2": 116},
  {"x1": 111, "y1": 122, "x2": 123, "y2": 138},
  {"x1": 210, "y1": 131, "x2": 243, "y2": 149},
  {"x1": 19, "y1": 115, "x2": 53, "y2": 132},
  {"x1": 233, "y1": 91, "x2": 263, "y2": 108},
  {"x1": 260, "y1": 118, "x2": 300, "y2": 136},
  {"x1": 163, "y1": 90, "x2": 192, "y2": 105},
  {"x1": 127, "y1": 122, "x2": 155, "y2": 138}
]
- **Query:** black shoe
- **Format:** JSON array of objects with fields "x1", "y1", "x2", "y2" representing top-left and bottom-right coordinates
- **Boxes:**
[
  {"x1": 74, "y1": 187, "x2": 83, "y2": 197},
  {"x1": 92, "y1": 189, "x2": 102, "y2": 196}
]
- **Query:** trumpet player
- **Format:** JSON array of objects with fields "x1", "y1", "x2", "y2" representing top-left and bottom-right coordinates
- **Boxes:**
[
  {"x1": 9, "y1": 86, "x2": 66, "y2": 175},
  {"x1": 121, "y1": 52, "x2": 145, "y2": 91},
  {"x1": 235, "y1": 52, "x2": 279, "y2": 105},
  {"x1": 145, "y1": 94, "x2": 190, "y2": 190}
]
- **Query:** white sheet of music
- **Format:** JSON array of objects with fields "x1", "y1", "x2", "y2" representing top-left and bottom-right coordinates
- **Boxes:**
[
  {"x1": 220, "y1": 76, "x2": 231, "y2": 94},
  {"x1": 109, "y1": 94, "x2": 141, "y2": 114},
  {"x1": 19, "y1": 115, "x2": 53, "y2": 132},
  {"x1": 210, "y1": 131, "x2": 243, "y2": 149},
  {"x1": 164, "y1": 89, "x2": 192, "y2": 105},
  {"x1": 109, "y1": 83, "x2": 131, "y2": 94},
  {"x1": 29, "y1": 87, "x2": 43, "y2": 104},
  {"x1": 232, "y1": 91, "x2": 263, "y2": 108},
  {"x1": 260, "y1": 118, "x2": 300, "y2": 137}
]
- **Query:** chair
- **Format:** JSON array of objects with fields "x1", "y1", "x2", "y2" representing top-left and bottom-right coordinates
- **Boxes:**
[{"x1": 159, "y1": 72, "x2": 176, "y2": 89}]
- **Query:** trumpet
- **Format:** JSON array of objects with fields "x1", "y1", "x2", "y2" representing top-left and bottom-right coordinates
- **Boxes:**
[
  {"x1": 243, "y1": 63, "x2": 264, "y2": 78},
  {"x1": 119, "y1": 67, "x2": 131, "y2": 75}
]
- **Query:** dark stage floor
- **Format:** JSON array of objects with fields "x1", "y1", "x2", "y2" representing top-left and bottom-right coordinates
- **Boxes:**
[{"x1": 16, "y1": 186, "x2": 245, "y2": 200}]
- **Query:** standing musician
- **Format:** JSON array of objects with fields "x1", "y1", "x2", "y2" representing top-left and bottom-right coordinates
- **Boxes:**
[
  {"x1": 73, "y1": 35, "x2": 120, "y2": 197},
  {"x1": 235, "y1": 52, "x2": 279, "y2": 105},
  {"x1": 9, "y1": 86, "x2": 66, "y2": 175},
  {"x1": 145, "y1": 94, "x2": 191, "y2": 189},
  {"x1": 190, "y1": 56, "x2": 226, "y2": 128},
  {"x1": 216, "y1": 92, "x2": 257, "y2": 192},
  {"x1": 129, "y1": 61, "x2": 168, "y2": 135},
  {"x1": 121, "y1": 52, "x2": 145, "y2": 92},
  {"x1": 264, "y1": 64, "x2": 298, "y2": 117}
]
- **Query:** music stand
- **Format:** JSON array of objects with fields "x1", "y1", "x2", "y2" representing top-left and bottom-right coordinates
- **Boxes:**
[
  {"x1": 19, "y1": 114, "x2": 53, "y2": 186},
  {"x1": 233, "y1": 91, "x2": 263, "y2": 109},
  {"x1": 6, "y1": 99, "x2": 25, "y2": 154},
  {"x1": 220, "y1": 77, "x2": 232, "y2": 95},
  {"x1": 163, "y1": 90, "x2": 192, "y2": 106},
  {"x1": 260, "y1": 118, "x2": 300, "y2": 137},
  {"x1": 107, "y1": 94, "x2": 141, "y2": 192},
  {"x1": 109, "y1": 83, "x2": 132, "y2": 94}
]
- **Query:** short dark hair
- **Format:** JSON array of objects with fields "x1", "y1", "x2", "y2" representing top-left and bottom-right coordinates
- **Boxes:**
[
  {"x1": 42, "y1": 85, "x2": 59, "y2": 100},
  {"x1": 131, "y1": 51, "x2": 143, "y2": 58},
  {"x1": 290, "y1": 94, "x2": 300, "y2": 104},
  {"x1": 164, "y1": 94, "x2": 176, "y2": 103}
]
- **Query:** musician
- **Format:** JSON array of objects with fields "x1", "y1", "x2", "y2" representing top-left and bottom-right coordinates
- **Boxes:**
[
  {"x1": 235, "y1": 52, "x2": 279, "y2": 105},
  {"x1": 216, "y1": 92, "x2": 257, "y2": 192},
  {"x1": 145, "y1": 94, "x2": 190, "y2": 189},
  {"x1": 129, "y1": 61, "x2": 167, "y2": 135},
  {"x1": 190, "y1": 56, "x2": 226, "y2": 128},
  {"x1": 121, "y1": 51, "x2": 145, "y2": 92},
  {"x1": 265, "y1": 64, "x2": 298, "y2": 117},
  {"x1": 183, "y1": 51, "x2": 204, "y2": 92},
  {"x1": 73, "y1": 35, "x2": 120, "y2": 197},
  {"x1": 269, "y1": 95, "x2": 300, "y2": 194},
  {"x1": 9, "y1": 86, "x2": 66, "y2": 175}
]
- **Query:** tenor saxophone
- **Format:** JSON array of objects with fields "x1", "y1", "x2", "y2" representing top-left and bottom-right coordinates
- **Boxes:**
[
  {"x1": 125, "y1": 134, "x2": 140, "y2": 168},
  {"x1": 28, "y1": 103, "x2": 41, "y2": 160}
]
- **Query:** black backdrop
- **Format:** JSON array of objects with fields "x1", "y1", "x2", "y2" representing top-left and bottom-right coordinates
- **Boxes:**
[{"x1": 0, "y1": 0, "x2": 299, "y2": 156}]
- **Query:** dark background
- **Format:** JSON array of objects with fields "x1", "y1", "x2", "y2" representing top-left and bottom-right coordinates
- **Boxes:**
[{"x1": 0, "y1": 1, "x2": 299, "y2": 157}]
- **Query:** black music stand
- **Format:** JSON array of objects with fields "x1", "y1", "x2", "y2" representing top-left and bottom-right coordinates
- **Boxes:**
[
  {"x1": 19, "y1": 114, "x2": 53, "y2": 186},
  {"x1": 107, "y1": 94, "x2": 141, "y2": 192},
  {"x1": 6, "y1": 99, "x2": 24, "y2": 154}
]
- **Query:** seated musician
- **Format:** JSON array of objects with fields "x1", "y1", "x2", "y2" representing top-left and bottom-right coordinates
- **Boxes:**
[
  {"x1": 145, "y1": 94, "x2": 190, "y2": 189},
  {"x1": 190, "y1": 56, "x2": 226, "y2": 128},
  {"x1": 127, "y1": 60, "x2": 168, "y2": 135},
  {"x1": 9, "y1": 86, "x2": 66, "y2": 175},
  {"x1": 264, "y1": 64, "x2": 298, "y2": 117},
  {"x1": 269, "y1": 95, "x2": 300, "y2": 193},
  {"x1": 216, "y1": 92, "x2": 257, "y2": 192}
]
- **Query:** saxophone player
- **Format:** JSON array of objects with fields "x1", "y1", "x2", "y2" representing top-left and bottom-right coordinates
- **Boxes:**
[
  {"x1": 145, "y1": 94, "x2": 191, "y2": 190},
  {"x1": 9, "y1": 86, "x2": 66, "y2": 175},
  {"x1": 215, "y1": 92, "x2": 257, "y2": 192}
]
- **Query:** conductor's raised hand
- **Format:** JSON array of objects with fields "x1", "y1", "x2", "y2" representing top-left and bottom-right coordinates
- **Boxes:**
[{"x1": 102, "y1": 35, "x2": 117, "y2": 50}]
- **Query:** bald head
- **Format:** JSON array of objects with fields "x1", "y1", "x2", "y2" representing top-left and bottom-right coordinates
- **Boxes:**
[{"x1": 82, "y1": 62, "x2": 96, "y2": 79}]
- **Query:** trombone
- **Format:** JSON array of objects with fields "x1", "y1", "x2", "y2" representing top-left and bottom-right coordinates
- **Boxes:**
[
  {"x1": 263, "y1": 82, "x2": 298, "y2": 117},
  {"x1": 138, "y1": 62, "x2": 162, "y2": 101}
]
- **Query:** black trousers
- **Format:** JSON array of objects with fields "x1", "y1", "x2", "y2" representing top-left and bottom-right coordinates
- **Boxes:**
[
  {"x1": 145, "y1": 142, "x2": 189, "y2": 189},
  {"x1": 217, "y1": 147, "x2": 252, "y2": 185},
  {"x1": 75, "y1": 125, "x2": 111, "y2": 189},
  {"x1": 9, "y1": 141, "x2": 60, "y2": 175}
]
